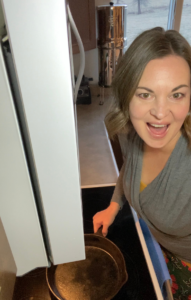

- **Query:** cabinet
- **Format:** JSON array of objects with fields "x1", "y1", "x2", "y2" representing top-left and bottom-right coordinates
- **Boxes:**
[{"x1": 68, "y1": 0, "x2": 96, "y2": 53}]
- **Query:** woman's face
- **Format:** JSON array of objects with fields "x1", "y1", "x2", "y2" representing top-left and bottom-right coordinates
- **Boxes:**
[{"x1": 129, "y1": 55, "x2": 191, "y2": 151}]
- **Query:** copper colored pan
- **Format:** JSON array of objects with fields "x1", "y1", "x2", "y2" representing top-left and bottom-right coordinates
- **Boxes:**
[{"x1": 46, "y1": 230, "x2": 128, "y2": 300}]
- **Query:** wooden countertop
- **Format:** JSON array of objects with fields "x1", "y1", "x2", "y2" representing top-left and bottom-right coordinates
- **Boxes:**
[{"x1": 77, "y1": 95, "x2": 118, "y2": 188}]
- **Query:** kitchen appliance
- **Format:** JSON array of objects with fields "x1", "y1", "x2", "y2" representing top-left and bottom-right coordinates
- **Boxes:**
[
  {"x1": 76, "y1": 75, "x2": 92, "y2": 105},
  {"x1": 0, "y1": 0, "x2": 85, "y2": 277},
  {"x1": 97, "y1": 2, "x2": 127, "y2": 87}
]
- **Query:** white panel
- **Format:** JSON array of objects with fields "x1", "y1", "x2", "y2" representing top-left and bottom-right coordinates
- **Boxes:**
[
  {"x1": 0, "y1": 2, "x2": 6, "y2": 38},
  {"x1": 2, "y1": 0, "x2": 85, "y2": 265},
  {"x1": 0, "y1": 218, "x2": 17, "y2": 300},
  {"x1": 0, "y1": 46, "x2": 48, "y2": 275}
]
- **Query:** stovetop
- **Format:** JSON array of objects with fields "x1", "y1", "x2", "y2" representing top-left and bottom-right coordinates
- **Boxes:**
[{"x1": 13, "y1": 186, "x2": 157, "y2": 300}]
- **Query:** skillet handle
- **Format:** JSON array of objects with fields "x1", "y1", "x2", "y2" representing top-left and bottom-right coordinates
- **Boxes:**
[{"x1": 95, "y1": 226, "x2": 104, "y2": 237}]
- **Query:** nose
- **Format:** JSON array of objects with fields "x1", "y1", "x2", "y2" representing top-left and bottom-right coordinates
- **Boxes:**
[{"x1": 150, "y1": 98, "x2": 170, "y2": 120}]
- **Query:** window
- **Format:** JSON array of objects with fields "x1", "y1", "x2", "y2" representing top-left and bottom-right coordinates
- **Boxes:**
[
  {"x1": 179, "y1": 0, "x2": 191, "y2": 45},
  {"x1": 116, "y1": 0, "x2": 171, "y2": 48}
]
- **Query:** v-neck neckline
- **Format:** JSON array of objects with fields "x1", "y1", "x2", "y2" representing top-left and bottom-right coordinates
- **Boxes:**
[{"x1": 138, "y1": 134, "x2": 184, "y2": 194}]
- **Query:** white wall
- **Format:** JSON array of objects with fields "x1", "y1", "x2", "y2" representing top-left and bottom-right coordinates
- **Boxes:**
[
  {"x1": 73, "y1": 48, "x2": 99, "y2": 84},
  {"x1": 73, "y1": 0, "x2": 114, "y2": 84}
]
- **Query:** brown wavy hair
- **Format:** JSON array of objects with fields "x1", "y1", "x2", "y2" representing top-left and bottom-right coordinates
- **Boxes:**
[{"x1": 105, "y1": 27, "x2": 191, "y2": 147}]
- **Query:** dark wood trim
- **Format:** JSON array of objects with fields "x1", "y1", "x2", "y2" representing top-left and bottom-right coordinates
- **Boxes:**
[
  {"x1": 68, "y1": 0, "x2": 96, "y2": 54},
  {"x1": 110, "y1": 136, "x2": 123, "y2": 171}
]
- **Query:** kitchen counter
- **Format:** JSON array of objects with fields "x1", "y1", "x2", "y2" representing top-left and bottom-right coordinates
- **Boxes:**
[{"x1": 77, "y1": 94, "x2": 118, "y2": 188}]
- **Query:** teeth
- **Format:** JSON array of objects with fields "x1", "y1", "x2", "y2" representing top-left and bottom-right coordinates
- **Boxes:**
[{"x1": 150, "y1": 124, "x2": 166, "y2": 128}]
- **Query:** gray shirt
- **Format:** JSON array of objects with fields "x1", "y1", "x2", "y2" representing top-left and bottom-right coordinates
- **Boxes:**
[{"x1": 111, "y1": 133, "x2": 191, "y2": 263}]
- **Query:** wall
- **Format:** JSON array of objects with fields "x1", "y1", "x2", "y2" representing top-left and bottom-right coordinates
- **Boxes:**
[{"x1": 73, "y1": 47, "x2": 99, "y2": 84}]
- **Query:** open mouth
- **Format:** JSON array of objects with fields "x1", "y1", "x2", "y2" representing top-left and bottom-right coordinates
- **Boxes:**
[{"x1": 146, "y1": 123, "x2": 169, "y2": 137}]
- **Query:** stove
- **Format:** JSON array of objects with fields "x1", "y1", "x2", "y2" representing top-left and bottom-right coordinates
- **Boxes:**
[{"x1": 13, "y1": 186, "x2": 157, "y2": 300}]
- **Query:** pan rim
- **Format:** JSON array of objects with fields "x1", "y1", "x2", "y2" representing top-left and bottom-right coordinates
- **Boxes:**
[{"x1": 46, "y1": 234, "x2": 128, "y2": 300}]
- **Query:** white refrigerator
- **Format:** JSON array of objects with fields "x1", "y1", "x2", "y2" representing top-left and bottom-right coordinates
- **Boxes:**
[{"x1": 0, "y1": 0, "x2": 85, "y2": 276}]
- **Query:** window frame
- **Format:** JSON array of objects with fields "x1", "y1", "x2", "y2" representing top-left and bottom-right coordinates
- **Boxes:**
[{"x1": 167, "y1": 0, "x2": 184, "y2": 31}]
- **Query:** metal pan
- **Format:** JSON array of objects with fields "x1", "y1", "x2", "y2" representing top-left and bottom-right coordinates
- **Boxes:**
[{"x1": 46, "y1": 230, "x2": 128, "y2": 300}]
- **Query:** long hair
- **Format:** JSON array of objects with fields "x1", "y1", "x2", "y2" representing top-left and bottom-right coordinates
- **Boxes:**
[{"x1": 105, "y1": 27, "x2": 191, "y2": 146}]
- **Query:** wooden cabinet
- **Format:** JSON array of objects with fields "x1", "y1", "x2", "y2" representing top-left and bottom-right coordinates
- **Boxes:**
[{"x1": 68, "y1": 0, "x2": 96, "y2": 54}]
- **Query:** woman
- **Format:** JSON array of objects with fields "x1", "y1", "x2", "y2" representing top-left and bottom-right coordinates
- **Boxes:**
[{"x1": 93, "y1": 27, "x2": 191, "y2": 299}]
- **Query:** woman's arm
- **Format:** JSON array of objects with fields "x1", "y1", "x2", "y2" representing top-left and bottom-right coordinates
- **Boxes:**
[
  {"x1": 110, "y1": 162, "x2": 126, "y2": 208},
  {"x1": 93, "y1": 163, "x2": 126, "y2": 236}
]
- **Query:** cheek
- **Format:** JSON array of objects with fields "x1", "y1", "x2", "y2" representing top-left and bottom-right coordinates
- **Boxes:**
[
  {"x1": 129, "y1": 101, "x2": 148, "y2": 120},
  {"x1": 174, "y1": 103, "x2": 190, "y2": 122}
]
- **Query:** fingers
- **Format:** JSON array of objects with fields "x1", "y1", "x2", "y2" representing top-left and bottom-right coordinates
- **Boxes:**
[
  {"x1": 93, "y1": 213, "x2": 102, "y2": 233},
  {"x1": 93, "y1": 216, "x2": 109, "y2": 237},
  {"x1": 93, "y1": 222, "x2": 108, "y2": 237},
  {"x1": 93, "y1": 208, "x2": 114, "y2": 237},
  {"x1": 102, "y1": 223, "x2": 108, "y2": 237},
  {"x1": 93, "y1": 221, "x2": 102, "y2": 234}
]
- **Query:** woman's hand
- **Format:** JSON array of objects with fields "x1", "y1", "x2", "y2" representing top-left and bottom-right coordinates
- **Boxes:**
[{"x1": 93, "y1": 202, "x2": 120, "y2": 237}]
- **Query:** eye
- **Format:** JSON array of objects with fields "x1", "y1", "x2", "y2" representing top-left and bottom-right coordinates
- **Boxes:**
[
  {"x1": 172, "y1": 93, "x2": 184, "y2": 99},
  {"x1": 139, "y1": 93, "x2": 150, "y2": 99}
]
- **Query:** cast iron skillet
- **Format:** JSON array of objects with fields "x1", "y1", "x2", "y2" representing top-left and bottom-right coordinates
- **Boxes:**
[{"x1": 46, "y1": 229, "x2": 128, "y2": 300}]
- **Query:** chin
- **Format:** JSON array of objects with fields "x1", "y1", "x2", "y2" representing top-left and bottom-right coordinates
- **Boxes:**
[
  {"x1": 142, "y1": 132, "x2": 181, "y2": 151},
  {"x1": 145, "y1": 139, "x2": 168, "y2": 149}
]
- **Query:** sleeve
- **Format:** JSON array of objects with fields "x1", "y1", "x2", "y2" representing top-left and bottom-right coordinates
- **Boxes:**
[
  {"x1": 110, "y1": 162, "x2": 126, "y2": 209},
  {"x1": 110, "y1": 132, "x2": 131, "y2": 209}
]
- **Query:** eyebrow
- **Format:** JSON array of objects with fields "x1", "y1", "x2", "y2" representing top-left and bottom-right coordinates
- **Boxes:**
[{"x1": 137, "y1": 84, "x2": 189, "y2": 93}]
